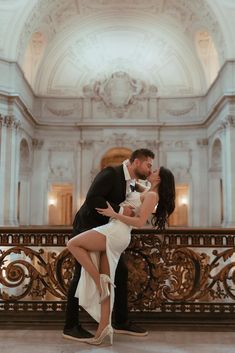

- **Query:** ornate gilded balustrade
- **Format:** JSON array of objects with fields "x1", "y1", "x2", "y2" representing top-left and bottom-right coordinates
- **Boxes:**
[{"x1": 1, "y1": 227, "x2": 235, "y2": 326}]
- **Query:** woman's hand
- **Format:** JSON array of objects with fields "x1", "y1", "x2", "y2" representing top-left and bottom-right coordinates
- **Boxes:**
[{"x1": 96, "y1": 202, "x2": 116, "y2": 218}]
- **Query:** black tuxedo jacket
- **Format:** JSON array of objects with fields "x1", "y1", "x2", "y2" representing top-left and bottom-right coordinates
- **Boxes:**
[{"x1": 73, "y1": 165, "x2": 127, "y2": 235}]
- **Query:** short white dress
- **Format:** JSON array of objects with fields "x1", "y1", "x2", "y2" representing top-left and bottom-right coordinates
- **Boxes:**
[{"x1": 75, "y1": 191, "x2": 142, "y2": 322}]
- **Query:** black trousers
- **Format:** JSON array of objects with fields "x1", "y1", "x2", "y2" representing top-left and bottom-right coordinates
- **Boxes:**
[{"x1": 64, "y1": 253, "x2": 129, "y2": 329}]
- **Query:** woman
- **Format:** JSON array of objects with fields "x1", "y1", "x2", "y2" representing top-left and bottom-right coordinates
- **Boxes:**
[{"x1": 67, "y1": 167, "x2": 175, "y2": 345}]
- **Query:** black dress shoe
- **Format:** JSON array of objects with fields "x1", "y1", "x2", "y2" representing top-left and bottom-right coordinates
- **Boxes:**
[
  {"x1": 62, "y1": 325, "x2": 94, "y2": 341},
  {"x1": 113, "y1": 321, "x2": 148, "y2": 336}
]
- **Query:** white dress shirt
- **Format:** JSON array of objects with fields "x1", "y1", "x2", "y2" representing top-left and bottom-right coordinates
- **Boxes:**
[{"x1": 120, "y1": 161, "x2": 135, "y2": 214}]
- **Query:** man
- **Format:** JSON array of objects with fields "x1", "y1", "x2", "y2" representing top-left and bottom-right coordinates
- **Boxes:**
[{"x1": 63, "y1": 148, "x2": 154, "y2": 340}]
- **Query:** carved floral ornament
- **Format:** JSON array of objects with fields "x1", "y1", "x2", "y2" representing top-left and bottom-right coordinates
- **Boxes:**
[
  {"x1": 99, "y1": 134, "x2": 160, "y2": 151},
  {"x1": 217, "y1": 115, "x2": 235, "y2": 132},
  {"x1": 83, "y1": 71, "x2": 157, "y2": 114},
  {"x1": 32, "y1": 138, "x2": 44, "y2": 150},
  {"x1": 197, "y1": 138, "x2": 208, "y2": 147},
  {"x1": 0, "y1": 115, "x2": 21, "y2": 129},
  {"x1": 77, "y1": 135, "x2": 160, "y2": 152}
]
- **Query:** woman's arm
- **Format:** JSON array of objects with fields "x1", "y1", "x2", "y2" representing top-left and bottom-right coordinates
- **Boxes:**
[{"x1": 96, "y1": 191, "x2": 157, "y2": 228}]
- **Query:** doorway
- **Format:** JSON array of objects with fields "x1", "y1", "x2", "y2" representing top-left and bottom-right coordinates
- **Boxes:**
[
  {"x1": 169, "y1": 184, "x2": 189, "y2": 227},
  {"x1": 48, "y1": 184, "x2": 73, "y2": 225},
  {"x1": 101, "y1": 147, "x2": 132, "y2": 169}
]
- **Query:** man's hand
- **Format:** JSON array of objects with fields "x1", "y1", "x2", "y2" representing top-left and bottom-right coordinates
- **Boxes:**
[
  {"x1": 96, "y1": 202, "x2": 115, "y2": 218},
  {"x1": 123, "y1": 206, "x2": 135, "y2": 217}
]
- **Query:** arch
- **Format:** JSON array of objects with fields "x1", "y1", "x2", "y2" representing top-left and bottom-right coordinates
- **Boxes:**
[
  {"x1": 209, "y1": 137, "x2": 223, "y2": 226},
  {"x1": 100, "y1": 147, "x2": 132, "y2": 170},
  {"x1": 18, "y1": 138, "x2": 31, "y2": 225},
  {"x1": 211, "y1": 138, "x2": 222, "y2": 171},
  {"x1": 19, "y1": 138, "x2": 30, "y2": 175},
  {"x1": 34, "y1": 13, "x2": 206, "y2": 96}
]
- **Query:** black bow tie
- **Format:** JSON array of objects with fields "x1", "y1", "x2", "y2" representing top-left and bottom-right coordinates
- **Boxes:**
[{"x1": 130, "y1": 184, "x2": 135, "y2": 192}]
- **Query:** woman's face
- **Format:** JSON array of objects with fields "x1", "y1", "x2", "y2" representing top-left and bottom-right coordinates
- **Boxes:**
[{"x1": 147, "y1": 168, "x2": 160, "y2": 184}]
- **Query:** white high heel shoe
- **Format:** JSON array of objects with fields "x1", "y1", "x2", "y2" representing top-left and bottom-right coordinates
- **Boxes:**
[
  {"x1": 84, "y1": 325, "x2": 113, "y2": 346},
  {"x1": 99, "y1": 274, "x2": 116, "y2": 304}
]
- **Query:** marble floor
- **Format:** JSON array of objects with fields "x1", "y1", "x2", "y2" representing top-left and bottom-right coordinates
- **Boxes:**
[{"x1": 0, "y1": 329, "x2": 235, "y2": 353}]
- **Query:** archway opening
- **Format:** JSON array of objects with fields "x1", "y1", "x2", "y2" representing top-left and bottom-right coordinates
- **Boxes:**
[
  {"x1": 100, "y1": 147, "x2": 132, "y2": 169},
  {"x1": 48, "y1": 183, "x2": 73, "y2": 226}
]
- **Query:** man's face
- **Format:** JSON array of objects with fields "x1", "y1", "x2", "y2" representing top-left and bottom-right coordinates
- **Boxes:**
[{"x1": 133, "y1": 157, "x2": 153, "y2": 179}]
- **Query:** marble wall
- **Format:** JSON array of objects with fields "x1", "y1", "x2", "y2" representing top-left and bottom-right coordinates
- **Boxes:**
[{"x1": 1, "y1": 60, "x2": 235, "y2": 227}]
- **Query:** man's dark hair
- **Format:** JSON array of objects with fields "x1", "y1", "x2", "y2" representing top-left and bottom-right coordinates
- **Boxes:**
[{"x1": 129, "y1": 148, "x2": 155, "y2": 163}]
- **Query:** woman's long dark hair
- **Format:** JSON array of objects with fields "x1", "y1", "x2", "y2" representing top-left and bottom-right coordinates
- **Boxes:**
[{"x1": 151, "y1": 166, "x2": 175, "y2": 230}]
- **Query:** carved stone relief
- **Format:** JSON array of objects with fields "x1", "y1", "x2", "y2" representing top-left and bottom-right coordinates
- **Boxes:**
[
  {"x1": 197, "y1": 138, "x2": 208, "y2": 147},
  {"x1": 43, "y1": 100, "x2": 82, "y2": 118},
  {"x1": 0, "y1": 115, "x2": 21, "y2": 130},
  {"x1": 94, "y1": 71, "x2": 144, "y2": 108},
  {"x1": 80, "y1": 0, "x2": 160, "y2": 13},
  {"x1": 100, "y1": 133, "x2": 160, "y2": 152},
  {"x1": 16, "y1": 0, "x2": 225, "y2": 75},
  {"x1": 218, "y1": 115, "x2": 235, "y2": 130},
  {"x1": 48, "y1": 141, "x2": 75, "y2": 152},
  {"x1": 32, "y1": 139, "x2": 44, "y2": 150},
  {"x1": 170, "y1": 162, "x2": 191, "y2": 182},
  {"x1": 165, "y1": 103, "x2": 196, "y2": 117},
  {"x1": 84, "y1": 71, "x2": 157, "y2": 118},
  {"x1": 164, "y1": 140, "x2": 191, "y2": 149},
  {"x1": 165, "y1": 149, "x2": 192, "y2": 181},
  {"x1": 17, "y1": 0, "x2": 79, "y2": 61},
  {"x1": 48, "y1": 150, "x2": 75, "y2": 180}
]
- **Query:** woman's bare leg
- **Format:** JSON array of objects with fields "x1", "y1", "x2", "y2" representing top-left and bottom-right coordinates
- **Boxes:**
[
  {"x1": 96, "y1": 251, "x2": 111, "y2": 337},
  {"x1": 67, "y1": 230, "x2": 112, "y2": 338},
  {"x1": 67, "y1": 230, "x2": 106, "y2": 292}
]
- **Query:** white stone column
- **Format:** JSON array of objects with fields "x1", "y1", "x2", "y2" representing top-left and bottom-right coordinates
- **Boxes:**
[
  {"x1": 0, "y1": 115, "x2": 20, "y2": 225},
  {"x1": 0, "y1": 115, "x2": 7, "y2": 225},
  {"x1": 30, "y1": 138, "x2": 45, "y2": 225},
  {"x1": 19, "y1": 178, "x2": 30, "y2": 225},
  {"x1": 209, "y1": 171, "x2": 222, "y2": 226},
  {"x1": 191, "y1": 139, "x2": 209, "y2": 227},
  {"x1": 80, "y1": 140, "x2": 94, "y2": 204},
  {"x1": 74, "y1": 140, "x2": 82, "y2": 213},
  {"x1": 221, "y1": 116, "x2": 235, "y2": 227}
]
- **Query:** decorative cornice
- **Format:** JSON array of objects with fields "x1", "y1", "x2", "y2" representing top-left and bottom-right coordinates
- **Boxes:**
[{"x1": 100, "y1": 133, "x2": 160, "y2": 150}]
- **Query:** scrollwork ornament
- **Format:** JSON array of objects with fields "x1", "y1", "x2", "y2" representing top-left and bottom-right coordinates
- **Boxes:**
[
  {"x1": 2, "y1": 230, "x2": 235, "y2": 316},
  {"x1": 0, "y1": 246, "x2": 74, "y2": 300}
]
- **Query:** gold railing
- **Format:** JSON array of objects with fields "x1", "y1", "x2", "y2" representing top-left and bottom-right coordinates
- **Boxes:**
[{"x1": 1, "y1": 227, "x2": 235, "y2": 326}]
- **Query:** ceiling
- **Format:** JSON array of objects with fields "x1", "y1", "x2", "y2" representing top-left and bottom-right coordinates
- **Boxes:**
[{"x1": 0, "y1": 0, "x2": 233, "y2": 98}]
